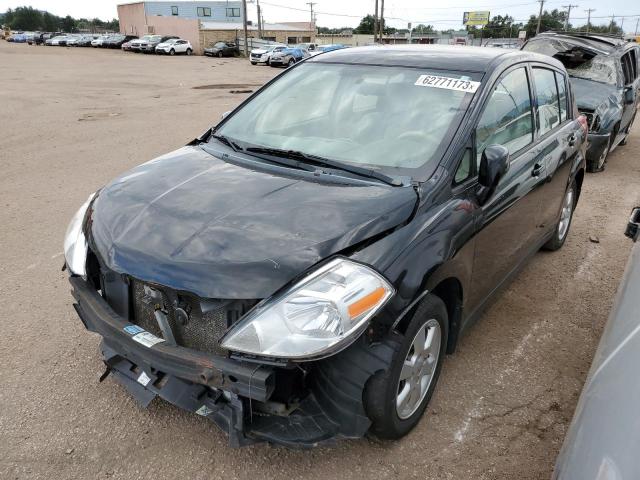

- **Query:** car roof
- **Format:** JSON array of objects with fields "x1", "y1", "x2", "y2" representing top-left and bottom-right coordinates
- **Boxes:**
[
  {"x1": 532, "y1": 32, "x2": 631, "y2": 54},
  {"x1": 309, "y1": 44, "x2": 561, "y2": 73}
]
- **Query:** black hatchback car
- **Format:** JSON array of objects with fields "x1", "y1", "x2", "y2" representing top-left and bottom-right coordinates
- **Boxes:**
[
  {"x1": 65, "y1": 46, "x2": 586, "y2": 447},
  {"x1": 523, "y1": 32, "x2": 640, "y2": 172}
]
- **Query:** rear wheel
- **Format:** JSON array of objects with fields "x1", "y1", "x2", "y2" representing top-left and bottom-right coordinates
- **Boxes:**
[
  {"x1": 186, "y1": 48, "x2": 192, "y2": 56},
  {"x1": 543, "y1": 180, "x2": 576, "y2": 251},
  {"x1": 218, "y1": 51, "x2": 223, "y2": 58},
  {"x1": 287, "y1": 58, "x2": 295, "y2": 67},
  {"x1": 364, "y1": 294, "x2": 448, "y2": 439}
]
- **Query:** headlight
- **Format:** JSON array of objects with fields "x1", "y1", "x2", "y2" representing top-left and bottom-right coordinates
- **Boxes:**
[
  {"x1": 63, "y1": 193, "x2": 95, "y2": 276},
  {"x1": 220, "y1": 258, "x2": 394, "y2": 360}
]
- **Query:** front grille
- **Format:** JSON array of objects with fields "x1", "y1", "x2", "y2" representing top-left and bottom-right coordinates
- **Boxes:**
[{"x1": 130, "y1": 279, "x2": 258, "y2": 355}]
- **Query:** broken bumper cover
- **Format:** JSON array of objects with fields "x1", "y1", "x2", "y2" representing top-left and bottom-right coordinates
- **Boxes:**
[
  {"x1": 585, "y1": 132, "x2": 610, "y2": 161},
  {"x1": 70, "y1": 276, "x2": 393, "y2": 447}
]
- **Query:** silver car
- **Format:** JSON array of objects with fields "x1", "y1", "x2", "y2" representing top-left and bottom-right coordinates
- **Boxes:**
[{"x1": 553, "y1": 207, "x2": 640, "y2": 479}]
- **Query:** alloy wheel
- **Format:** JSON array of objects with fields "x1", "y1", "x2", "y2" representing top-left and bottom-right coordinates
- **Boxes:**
[
  {"x1": 557, "y1": 187, "x2": 574, "y2": 242},
  {"x1": 396, "y1": 318, "x2": 441, "y2": 420}
]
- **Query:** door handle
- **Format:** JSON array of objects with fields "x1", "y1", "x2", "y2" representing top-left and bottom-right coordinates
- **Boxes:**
[
  {"x1": 568, "y1": 133, "x2": 577, "y2": 147},
  {"x1": 532, "y1": 162, "x2": 544, "y2": 177}
]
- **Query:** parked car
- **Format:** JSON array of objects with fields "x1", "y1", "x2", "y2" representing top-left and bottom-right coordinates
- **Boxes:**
[
  {"x1": 297, "y1": 42, "x2": 318, "y2": 52},
  {"x1": 249, "y1": 44, "x2": 286, "y2": 65},
  {"x1": 204, "y1": 41, "x2": 239, "y2": 57},
  {"x1": 65, "y1": 45, "x2": 586, "y2": 448},
  {"x1": 269, "y1": 46, "x2": 309, "y2": 67},
  {"x1": 67, "y1": 35, "x2": 95, "y2": 47},
  {"x1": 121, "y1": 40, "x2": 134, "y2": 51},
  {"x1": 46, "y1": 35, "x2": 68, "y2": 46},
  {"x1": 141, "y1": 35, "x2": 179, "y2": 53},
  {"x1": 523, "y1": 32, "x2": 640, "y2": 172},
  {"x1": 155, "y1": 38, "x2": 193, "y2": 55},
  {"x1": 91, "y1": 35, "x2": 110, "y2": 47},
  {"x1": 553, "y1": 207, "x2": 640, "y2": 479},
  {"x1": 308, "y1": 44, "x2": 347, "y2": 56},
  {"x1": 9, "y1": 33, "x2": 27, "y2": 43},
  {"x1": 129, "y1": 35, "x2": 152, "y2": 52},
  {"x1": 104, "y1": 35, "x2": 137, "y2": 49}
]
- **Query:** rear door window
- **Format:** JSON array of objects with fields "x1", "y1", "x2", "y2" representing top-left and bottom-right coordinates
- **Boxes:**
[
  {"x1": 555, "y1": 71, "x2": 568, "y2": 122},
  {"x1": 476, "y1": 67, "x2": 534, "y2": 164},
  {"x1": 533, "y1": 68, "x2": 561, "y2": 136}
]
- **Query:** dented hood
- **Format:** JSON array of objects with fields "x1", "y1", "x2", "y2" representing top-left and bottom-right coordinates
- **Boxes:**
[
  {"x1": 90, "y1": 146, "x2": 417, "y2": 299},
  {"x1": 570, "y1": 77, "x2": 620, "y2": 111}
]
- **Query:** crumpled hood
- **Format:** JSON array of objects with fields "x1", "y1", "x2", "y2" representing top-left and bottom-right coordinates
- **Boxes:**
[
  {"x1": 570, "y1": 77, "x2": 620, "y2": 111},
  {"x1": 90, "y1": 146, "x2": 417, "y2": 299}
]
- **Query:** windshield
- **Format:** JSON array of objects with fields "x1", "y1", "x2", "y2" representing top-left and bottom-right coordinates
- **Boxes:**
[
  {"x1": 214, "y1": 42, "x2": 226, "y2": 47},
  {"x1": 215, "y1": 63, "x2": 477, "y2": 174}
]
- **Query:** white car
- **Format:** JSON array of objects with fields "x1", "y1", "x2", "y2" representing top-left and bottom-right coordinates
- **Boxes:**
[
  {"x1": 249, "y1": 44, "x2": 286, "y2": 65},
  {"x1": 155, "y1": 38, "x2": 193, "y2": 55}
]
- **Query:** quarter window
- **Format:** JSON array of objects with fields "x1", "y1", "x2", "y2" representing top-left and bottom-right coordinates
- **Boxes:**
[
  {"x1": 533, "y1": 68, "x2": 561, "y2": 136},
  {"x1": 226, "y1": 7, "x2": 241, "y2": 17},
  {"x1": 555, "y1": 71, "x2": 568, "y2": 122},
  {"x1": 171, "y1": 6, "x2": 178, "y2": 15},
  {"x1": 476, "y1": 67, "x2": 534, "y2": 164}
]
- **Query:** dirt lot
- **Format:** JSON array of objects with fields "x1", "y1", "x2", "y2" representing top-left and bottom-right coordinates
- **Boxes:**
[{"x1": 1, "y1": 41, "x2": 639, "y2": 480}]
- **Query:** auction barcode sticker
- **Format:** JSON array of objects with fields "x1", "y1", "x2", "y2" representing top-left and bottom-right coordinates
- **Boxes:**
[{"x1": 414, "y1": 75, "x2": 481, "y2": 93}]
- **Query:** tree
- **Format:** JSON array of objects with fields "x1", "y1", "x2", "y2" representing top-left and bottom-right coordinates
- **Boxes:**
[
  {"x1": 412, "y1": 24, "x2": 434, "y2": 34},
  {"x1": 354, "y1": 14, "x2": 376, "y2": 34},
  {"x1": 60, "y1": 15, "x2": 75, "y2": 32},
  {"x1": 573, "y1": 21, "x2": 623, "y2": 35},
  {"x1": 483, "y1": 15, "x2": 523, "y2": 38},
  {"x1": 8, "y1": 6, "x2": 42, "y2": 30},
  {"x1": 42, "y1": 11, "x2": 59, "y2": 31},
  {"x1": 524, "y1": 9, "x2": 566, "y2": 37}
]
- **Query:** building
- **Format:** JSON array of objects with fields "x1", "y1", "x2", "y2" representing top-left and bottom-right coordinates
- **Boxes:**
[
  {"x1": 117, "y1": 1, "x2": 315, "y2": 54},
  {"x1": 117, "y1": 1, "x2": 244, "y2": 53},
  {"x1": 200, "y1": 21, "x2": 315, "y2": 48}
]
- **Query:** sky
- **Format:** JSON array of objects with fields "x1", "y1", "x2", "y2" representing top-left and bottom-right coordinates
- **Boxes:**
[{"x1": 1, "y1": 0, "x2": 639, "y2": 32}]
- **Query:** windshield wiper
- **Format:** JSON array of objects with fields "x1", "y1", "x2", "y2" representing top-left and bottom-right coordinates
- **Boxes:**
[
  {"x1": 245, "y1": 147, "x2": 402, "y2": 186},
  {"x1": 211, "y1": 133, "x2": 243, "y2": 152}
]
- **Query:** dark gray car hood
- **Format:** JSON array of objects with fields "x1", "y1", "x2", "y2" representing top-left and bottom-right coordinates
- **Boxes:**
[
  {"x1": 570, "y1": 77, "x2": 620, "y2": 111},
  {"x1": 90, "y1": 146, "x2": 417, "y2": 299}
]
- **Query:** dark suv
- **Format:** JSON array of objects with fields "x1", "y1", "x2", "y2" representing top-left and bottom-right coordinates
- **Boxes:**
[
  {"x1": 65, "y1": 46, "x2": 586, "y2": 447},
  {"x1": 523, "y1": 32, "x2": 640, "y2": 172}
]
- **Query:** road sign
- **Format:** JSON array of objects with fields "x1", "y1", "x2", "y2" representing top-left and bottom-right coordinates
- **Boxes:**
[{"x1": 518, "y1": 30, "x2": 527, "y2": 40}]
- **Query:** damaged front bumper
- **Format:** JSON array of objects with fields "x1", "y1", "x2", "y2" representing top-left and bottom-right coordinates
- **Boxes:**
[
  {"x1": 70, "y1": 276, "x2": 393, "y2": 447},
  {"x1": 585, "y1": 132, "x2": 611, "y2": 162}
]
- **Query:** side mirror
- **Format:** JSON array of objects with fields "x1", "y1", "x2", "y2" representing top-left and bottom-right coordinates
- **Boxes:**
[
  {"x1": 624, "y1": 86, "x2": 635, "y2": 105},
  {"x1": 477, "y1": 144, "x2": 510, "y2": 204},
  {"x1": 221, "y1": 111, "x2": 231, "y2": 120}
]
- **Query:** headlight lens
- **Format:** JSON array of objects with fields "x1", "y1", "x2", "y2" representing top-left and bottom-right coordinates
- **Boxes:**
[
  {"x1": 63, "y1": 193, "x2": 95, "y2": 276},
  {"x1": 220, "y1": 258, "x2": 394, "y2": 360}
]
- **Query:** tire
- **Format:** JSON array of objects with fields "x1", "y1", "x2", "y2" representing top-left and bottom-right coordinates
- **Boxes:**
[
  {"x1": 287, "y1": 58, "x2": 295, "y2": 67},
  {"x1": 218, "y1": 51, "x2": 223, "y2": 58},
  {"x1": 364, "y1": 294, "x2": 448, "y2": 440},
  {"x1": 186, "y1": 48, "x2": 192, "y2": 56},
  {"x1": 542, "y1": 180, "x2": 577, "y2": 251},
  {"x1": 169, "y1": 48, "x2": 175, "y2": 56},
  {"x1": 251, "y1": 61, "x2": 257, "y2": 65},
  {"x1": 586, "y1": 136, "x2": 610, "y2": 173},
  {"x1": 266, "y1": 58, "x2": 270, "y2": 66}
]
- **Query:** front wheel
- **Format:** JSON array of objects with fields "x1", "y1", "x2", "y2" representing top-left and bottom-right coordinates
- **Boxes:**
[
  {"x1": 169, "y1": 48, "x2": 175, "y2": 56},
  {"x1": 186, "y1": 48, "x2": 192, "y2": 56},
  {"x1": 251, "y1": 61, "x2": 257, "y2": 65},
  {"x1": 218, "y1": 51, "x2": 223, "y2": 58},
  {"x1": 542, "y1": 180, "x2": 576, "y2": 251},
  {"x1": 587, "y1": 136, "x2": 610, "y2": 173},
  {"x1": 364, "y1": 294, "x2": 448, "y2": 439},
  {"x1": 287, "y1": 58, "x2": 295, "y2": 67}
]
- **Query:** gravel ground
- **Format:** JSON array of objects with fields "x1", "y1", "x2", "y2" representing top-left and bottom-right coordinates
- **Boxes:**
[{"x1": 1, "y1": 41, "x2": 639, "y2": 480}]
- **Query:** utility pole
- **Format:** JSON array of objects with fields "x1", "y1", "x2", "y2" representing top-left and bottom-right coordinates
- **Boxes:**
[
  {"x1": 562, "y1": 4, "x2": 578, "y2": 31},
  {"x1": 379, "y1": 0, "x2": 384, "y2": 44},
  {"x1": 635, "y1": 17, "x2": 639, "y2": 36},
  {"x1": 609, "y1": 15, "x2": 615, "y2": 33},
  {"x1": 536, "y1": 0, "x2": 545, "y2": 35},
  {"x1": 620, "y1": 17, "x2": 624, "y2": 34},
  {"x1": 257, "y1": 0, "x2": 262, "y2": 39},
  {"x1": 374, "y1": 0, "x2": 378, "y2": 43},
  {"x1": 241, "y1": 0, "x2": 248, "y2": 56},
  {"x1": 306, "y1": 2, "x2": 316, "y2": 32},
  {"x1": 585, "y1": 8, "x2": 595, "y2": 33}
]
